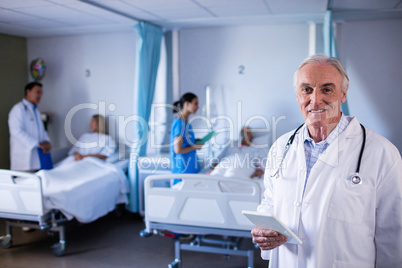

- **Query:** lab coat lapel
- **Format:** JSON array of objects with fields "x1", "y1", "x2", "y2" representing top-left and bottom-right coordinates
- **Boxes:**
[
  {"x1": 316, "y1": 117, "x2": 360, "y2": 169},
  {"x1": 295, "y1": 126, "x2": 307, "y2": 201},
  {"x1": 26, "y1": 101, "x2": 41, "y2": 141},
  {"x1": 306, "y1": 117, "x2": 361, "y2": 189}
]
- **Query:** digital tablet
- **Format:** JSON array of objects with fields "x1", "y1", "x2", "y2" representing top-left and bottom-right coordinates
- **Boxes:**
[
  {"x1": 196, "y1": 131, "x2": 217, "y2": 144},
  {"x1": 242, "y1": 210, "x2": 302, "y2": 245}
]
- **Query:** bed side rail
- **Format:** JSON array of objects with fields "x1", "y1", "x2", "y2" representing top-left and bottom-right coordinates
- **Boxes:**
[
  {"x1": 144, "y1": 174, "x2": 261, "y2": 233},
  {"x1": 0, "y1": 169, "x2": 44, "y2": 218}
]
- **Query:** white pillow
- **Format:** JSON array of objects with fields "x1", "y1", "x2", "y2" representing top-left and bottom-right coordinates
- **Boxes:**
[
  {"x1": 250, "y1": 135, "x2": 270, "y2": 148},
  {"x1": 106, "y1": 152, "x2": 119, "y2": 163},
  {"x1": 224, "y1": 165, "x2": 255, "y2": 178},
  {"x1": 211, "y1": 155, "x2": 255, "y2": 179}
]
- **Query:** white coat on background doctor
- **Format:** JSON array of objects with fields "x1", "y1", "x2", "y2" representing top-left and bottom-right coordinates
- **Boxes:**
[
  {"x1": 8, "y1": 82, "x2": 51, "y2": 171},
  {"x1": 251, "y1": 54, "x2": 402, "y2": 268}
]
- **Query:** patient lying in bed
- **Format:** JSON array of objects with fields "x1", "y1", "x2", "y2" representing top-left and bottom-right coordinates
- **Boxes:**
[
  {"x1": 29, "y1": 115, "x2": 126, "y2": 222},
  {"x1": 68, "y1": 114, "x2": 116, "y2": 161},
  {"x1": 11, "y1": 115, "x2": 127, "y2": 229},
  {"x1": 207, "y1": 127, "x2": 268, "y2": 179}
]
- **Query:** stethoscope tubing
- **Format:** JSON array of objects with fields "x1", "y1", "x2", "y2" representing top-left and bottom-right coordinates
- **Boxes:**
[
  {"x1": 271, "y1": 122, "x2": 366, "y2": 180},
  {"x1": 356, "y1": 124, "x2": 366, "y2": 174}
]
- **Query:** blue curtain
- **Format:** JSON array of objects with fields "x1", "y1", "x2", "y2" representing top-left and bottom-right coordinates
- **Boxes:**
[
  {"x1": 323, "y1": 10, "x2": 350, "y2": 116},
  {"x1": 162, "y1": 31, "x2": 175, "y2": 150},
  {"x1": 126, "y1": 22, "x2": 163, "y2": 213}
]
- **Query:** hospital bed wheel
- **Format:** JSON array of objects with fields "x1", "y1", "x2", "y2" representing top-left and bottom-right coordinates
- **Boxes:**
[
  {"x1": 168, "y1": 260, "x2": 180, "y2": 268},
  {"x1": 52, "y1": 242, "x2": 65, "y2": 257},
  {"x1": 0, "y1": 235, "x2": 12, "y2": 249},
  {"x1": 139, "y1": 229, "x2": 152, "y2": 237}
]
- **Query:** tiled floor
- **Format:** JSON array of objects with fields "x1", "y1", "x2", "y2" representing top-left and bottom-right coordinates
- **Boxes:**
[{"x1": 0, "y1": 212, "x2": 268, "y2": 268}]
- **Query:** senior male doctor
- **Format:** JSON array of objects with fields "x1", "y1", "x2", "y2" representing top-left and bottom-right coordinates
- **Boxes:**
[
  {"x1": 8, "y1": 82, "x2": 52, "y2": 171},
  {"x1": 251, "y1": 54, "x2": 402, "y2": 268}
]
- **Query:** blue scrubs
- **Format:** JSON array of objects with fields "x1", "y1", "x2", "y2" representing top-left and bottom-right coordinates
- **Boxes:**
[{"x1": 169, "y1": 118, "x2": 200, "y2": 184}]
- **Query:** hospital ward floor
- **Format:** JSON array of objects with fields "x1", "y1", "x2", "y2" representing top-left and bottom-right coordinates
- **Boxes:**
[{"x1": 0, "y1": 211, "x2": 268, "y2": 268}]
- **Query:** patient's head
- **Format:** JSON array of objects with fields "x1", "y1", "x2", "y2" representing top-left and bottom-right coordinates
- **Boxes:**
[
  {"x1": 91, "y1": 114, "x2": 107, "y2": 134},
  {"x1": 240, "y1": 127, "x2": 253, "y2": 146}
]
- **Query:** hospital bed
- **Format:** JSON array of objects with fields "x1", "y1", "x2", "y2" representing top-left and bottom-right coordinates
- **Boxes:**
[
  {"x1": 0, "y1": 156, "x2": 129, "y2": 256},
  {"x1": 141, "y1": 173, "x2": 263, "y2": 268}
]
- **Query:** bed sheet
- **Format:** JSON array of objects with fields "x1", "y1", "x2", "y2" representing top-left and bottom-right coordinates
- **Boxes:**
[
  {"x1": 16, "y1": 156, "x2": 129, "y2": 223},
  {"x1": 207, "y1": 149, "x2": 266, "y2": 196}
]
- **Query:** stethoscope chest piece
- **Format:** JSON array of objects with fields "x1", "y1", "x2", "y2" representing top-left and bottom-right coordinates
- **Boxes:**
[{"x1": 351, "y1": 174, "x2": 362, "y2": 185}]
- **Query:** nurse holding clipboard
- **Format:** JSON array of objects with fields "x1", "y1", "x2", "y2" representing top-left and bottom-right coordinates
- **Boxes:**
[{"x1": 169, "y1": 93, "x2": 204, "y2": 185}]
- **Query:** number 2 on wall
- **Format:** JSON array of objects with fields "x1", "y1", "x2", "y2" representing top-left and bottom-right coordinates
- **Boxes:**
[{"x1": 238, "y1": 65, "x2": 245, "y2": 75}]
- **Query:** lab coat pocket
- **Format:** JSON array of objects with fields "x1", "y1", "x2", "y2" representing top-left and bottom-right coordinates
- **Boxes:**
[{"x1": 327, "y1": 175, "x2": 373, "y2": 224}]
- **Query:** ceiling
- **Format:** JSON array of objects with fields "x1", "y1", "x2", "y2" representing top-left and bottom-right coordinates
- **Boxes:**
[{"x1": 0, "y1": 0, "x2": 401, "y2": 38}]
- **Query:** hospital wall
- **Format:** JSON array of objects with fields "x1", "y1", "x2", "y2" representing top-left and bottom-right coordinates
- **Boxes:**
[
  {"x1": 179, "y1": 19, "x2": 402, "y2": 152},
  {"x1": 338, "y1": 19, "x2": 402, "y2": 152},
  {"x1": 179, "y1": 23, "x2": 308, "y2": 148},
  {"x1": 24, "y1": 18, "x2": 402, "y2": 156},
  {"x1": 27, "y1": 32, "x2": 137, "y2": 157},
  {"x1": 0, "y1": 34, "x2": 28, "y2": 169}
]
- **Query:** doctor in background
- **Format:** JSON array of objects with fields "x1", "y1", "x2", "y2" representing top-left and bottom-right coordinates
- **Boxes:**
[
  {"x1": 8, "y1": 81, "x2": 52, "y2": 172},
  {"x1": 251, "y1": 54, "x2": 402, "y2": 267}
]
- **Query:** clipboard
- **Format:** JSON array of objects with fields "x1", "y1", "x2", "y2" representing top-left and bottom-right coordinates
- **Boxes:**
[
  {"x1": 196, "y1": 131, "x2": 217, "y2": 144},
  {"x1": 38, "y1": 148, "x2": 53, "y2": 170},
  {"x1": 242, "y1": 210, "x2": 302, "y2": 245}
]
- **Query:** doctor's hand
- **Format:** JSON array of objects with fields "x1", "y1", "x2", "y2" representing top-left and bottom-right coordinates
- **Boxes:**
[
  {"x1": 38, "y1": 141, "x2": 51, "y2": 154},
  {"x1": 251, "y1": 227, "x2": 287, "y2": 250}
]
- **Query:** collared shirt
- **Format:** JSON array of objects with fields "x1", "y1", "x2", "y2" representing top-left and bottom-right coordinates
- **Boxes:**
[
  {"x1": 22, "y1": 98, "x2": 36, "y2": 110},
  {"x1": 303, "y1": 114, "x2": 349, "y2": 180}
]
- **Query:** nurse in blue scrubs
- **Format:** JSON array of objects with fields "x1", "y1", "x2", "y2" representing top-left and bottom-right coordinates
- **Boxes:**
[{"x1": 170, "y1": 93, "x2": 203, "y2": 185}]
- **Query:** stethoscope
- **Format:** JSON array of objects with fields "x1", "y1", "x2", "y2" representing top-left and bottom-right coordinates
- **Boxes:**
[
  {"x1": 23, "y1": 103, "x2": 35, "y2": 121},
  {"x1": 22, "y1": 101, "x2": 42, "y2": 141},
  {"x1": 271, "y1": 123, "x2": 366, "y2": 185}
]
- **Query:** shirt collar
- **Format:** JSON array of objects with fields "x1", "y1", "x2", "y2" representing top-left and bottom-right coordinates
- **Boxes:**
[
  {"x1": 304, "y1": 114, "x2": 348, "y2": 146},
  {"x1": 22, "y1": 98, "x2": 36, "y2": 110}
]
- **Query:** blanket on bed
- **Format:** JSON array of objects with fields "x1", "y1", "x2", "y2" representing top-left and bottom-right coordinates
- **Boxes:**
[{"x1": 35, "y1": 156, "x2": 129, "y2": 223}]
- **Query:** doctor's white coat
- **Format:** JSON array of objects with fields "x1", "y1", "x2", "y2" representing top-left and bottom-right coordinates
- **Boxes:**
[
  {"x1": 8, "y1": 99, "x2": 51, "y2": 171},
  {"x1": 258, "y1": 117, "x2": 402, "y2": 268}
]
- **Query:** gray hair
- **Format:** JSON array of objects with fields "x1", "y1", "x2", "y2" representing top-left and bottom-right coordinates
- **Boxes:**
[{"x1": 293, "y1": 54, "x2": 349, "y2": 93}]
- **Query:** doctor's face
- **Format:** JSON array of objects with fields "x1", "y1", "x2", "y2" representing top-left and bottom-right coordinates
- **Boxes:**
[
  {"x1": 25, "y1": 85, "x2": 43, "y2": 105},
  {"x1": 296, "y1": 63, "x2": 347, "y2": 128}
]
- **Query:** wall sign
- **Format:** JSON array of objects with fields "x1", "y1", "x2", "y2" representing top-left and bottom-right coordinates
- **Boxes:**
[{"x1": 238, "y1": 65, "x2": 245, "y2": 75}]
